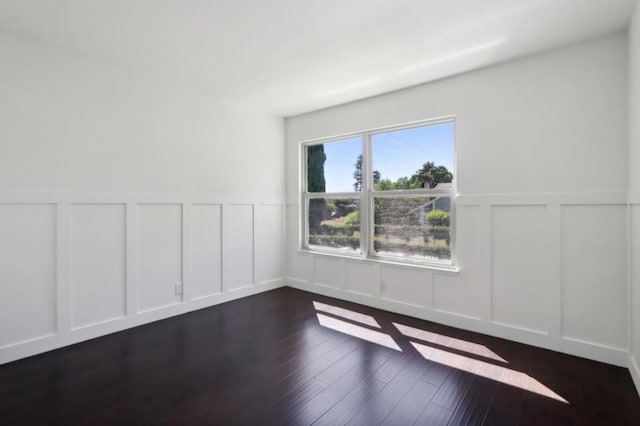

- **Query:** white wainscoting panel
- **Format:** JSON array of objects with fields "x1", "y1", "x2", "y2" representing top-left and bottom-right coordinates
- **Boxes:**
[
  {"x1": 254, "y1": 204, "x2": 283, "y2": 284},
  {"x1": 433, "y1": 205, "x2": 486, "y2": 319},
  {"x1": 491, "y1": 205, "x2": 550, "y2": 333},
  {"x1": 222, "y1": 204, "x2": 254, "y2": 291},
  {"x1": 562, "y1": 205, "x2": 627, "y2": 349},
  {"x1": 314, "y1": 256, "x2": 345, "y2": 289},
  {"x1": 0, "y1": 195, "x2": 285, "y2": 365},
  {"x1": 286, "y1": 205, "x2": 312, "y2": 282},
  {"x1": 71, "y1": 204, "x2": 126, "y2": 328},
  {"x1": 137, "y1": 204, "x2": 183, "y2": 312},
  {"x1": 191, "y1": 204, "x2": 223, "y2": 298},
  {"x1": 381, "y1": 265, "x2": 429, "y2": 308},
  {"x1": 285, "y1": 192, "x2": 631, "y2": 367},
  {"x1": 0, "y1": 204, "x2": 56, "y2": 347},
  {"x1": 288, "y1": 252, "x2": 312, "y2": 284},
  {"x1": 346, "y1": 261, "x2": 377, "y2": 296}
]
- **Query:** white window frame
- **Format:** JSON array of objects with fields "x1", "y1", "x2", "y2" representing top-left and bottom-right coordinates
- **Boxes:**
[{"x1": 300, "y1": 117, "x2": 457, "y2": 271}]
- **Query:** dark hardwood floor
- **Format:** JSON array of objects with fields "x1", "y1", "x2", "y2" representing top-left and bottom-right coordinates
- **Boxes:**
[{"x1": 1, "y1": 287, "x2": 639, "y2": 425}]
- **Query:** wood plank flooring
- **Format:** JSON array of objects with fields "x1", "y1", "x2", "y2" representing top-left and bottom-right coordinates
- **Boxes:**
[{"x1": 1, "y1": 287, "x2": 639, "y2": 425}]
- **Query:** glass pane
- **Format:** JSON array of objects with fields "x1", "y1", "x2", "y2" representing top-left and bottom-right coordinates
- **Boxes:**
[
  {"x1": 307, "y1": 137, "x2": 362, "y2": 193},
  {"x1": 307, "y1": 197, "x2": 361, "y2": 252},
  {"x1": 372, "y1": 122, "x2": 454, "y2": 190},
  {"x1": 373, "y1": 196, "x2": 451, "y2": 261}
]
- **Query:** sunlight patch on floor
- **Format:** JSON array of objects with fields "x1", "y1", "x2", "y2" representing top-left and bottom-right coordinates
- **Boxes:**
[
  {"x1": 313, "y1": 301, "x2": 381, "y2": 328},
  {"x1": 393, "y1": 322, "x2": 507, "y2": 363},
  {"x1": 411, "y1": 341, "x2": 568, "y2": 404},
  {"x1": 316, "y1": 313, "x2": 401, "y2": 351}
]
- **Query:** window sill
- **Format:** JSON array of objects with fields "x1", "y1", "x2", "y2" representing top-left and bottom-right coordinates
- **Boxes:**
[{"x1": 297, "y1": 248, "x2": 460, "y2": 275}]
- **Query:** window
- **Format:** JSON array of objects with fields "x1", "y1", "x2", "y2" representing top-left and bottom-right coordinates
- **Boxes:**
[{"x1": 301, "y1": 118, "x2": 456, "y2": 268}]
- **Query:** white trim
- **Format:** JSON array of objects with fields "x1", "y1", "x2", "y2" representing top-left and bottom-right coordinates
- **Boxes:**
[
  {"x1": 304, "y1": 191, "x2": 362, "y2": 198},
  {"x1": 362, "y1": 132, "x2": 372, "y2": 259},
  {"x1": 1, "y1": 196, "x2": 287, "y2": 365},
  {"x1": 630, "y1": 200, "x2": 639, "y2": 397},
  {"x1": 182, "y1": 203, "x2": 193, "y2": 302},
  {"x1": 56, "y1": 203, "x2": 72, "y2": 334},
  {"x1": 251, "y1": 204, "x2": 256, "y2": 287},
  {"x1": 285, "y1": 279, "x2": 628, "y2": 367},
  {"x1": 629, "y1": 191, "x2": 640, "y2": 204},
  {"x1": 480, "y1": 203, "x2": 492, "y2": 322},
  {"x1": 627, "y1": 202, "x2": 633, "y2": 358},
  {"x1": 256, "y1": 278, "x2": 283, "y2": 287},
  {"x1": 290, "y1": 190, "x2": 630, "y2": 207},
  {"x1": 0, "y1": 279, "x2": 284, "y2": 365},
  {"x1": 297, "y1": 115, "x2": 457, "y2": 146},
  {"x1": 490, "y1": 321, "x2": 548, "y2": 336},
  {"x1": 298, "y1": 248, "x2": 460, "y2": 274},
  {"x1": 221, "y1": 204, "x2": 228, "y2": 294},
  {"x1": 546, "y1": 204, "x2": 563, "y2": 339},
  {"x1": 0, "y1": 191, "x2": 284, "y2": 205},
  {"x1": 125, "y1": 203, "x2": 139, "y2": 315},
  {"x1": 345, "y1": 289, "x2": 377, "y2": 299},
  {"x1": 371, "y1": 188, "x2": 453, "y2": 197},
  {"x1": 380, "y1": 295, "x2": 424, "y2": 309}
]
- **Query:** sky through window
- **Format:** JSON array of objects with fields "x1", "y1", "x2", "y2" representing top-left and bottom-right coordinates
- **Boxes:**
[{"x1": 321, "y1": 122, "x2": 454, "y2": 192}]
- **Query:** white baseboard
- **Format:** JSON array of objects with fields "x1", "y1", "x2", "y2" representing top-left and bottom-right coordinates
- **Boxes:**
[
  {"x1": 3, "y1": 276, "x2": 633, "y2": 378},
  {"x1": 285, "y1": 278, "x2": 629, "y2": 368},
  {"x1": 0, "y1": 279, "x2": 284, "y2": 365}
]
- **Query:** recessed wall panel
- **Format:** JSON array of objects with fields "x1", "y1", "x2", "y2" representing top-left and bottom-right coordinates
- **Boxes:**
[
  {"x1": 254, "y1": 204, "x2": 282, "y2": 284},
  {"x1": 192, "y1": 204, "x2": 222, "y2": 298},
  {"x1": 288, "y1": 252, "x2": 312, "y2": 283},
  {"x1": 434, "y1": 205, "x2": 486, "y2": 318},
  {"x1": 0, "y1": 204, "x2": 56, "y2": 346},
  {"x1": 71, "y1": 204, "x2": 126, "y2": 327},
  {"x1": 286, "y1": 204, "x2": 312, "y2": 282},
  {"x1": 562, "y1": 205, "x2": 627, "y2": 348},
  {"x1": 223, "y1": 204, "x2": 254, "y2": 290},
  {"x1": 491, "y1": 205, "x2": 549, "y2": 332},
  {"x1": 137, "y1": 204, "x2": 182, "y2": 312},
  {"x1": 346, "y1": 261, "x2": 377, "y2": 296},
  {"x1": 380, "y1": 265, "x2": 427, "y2": 307},
  {"x1": 314, "y1": 256, "x2": 345, "y2": 289}
]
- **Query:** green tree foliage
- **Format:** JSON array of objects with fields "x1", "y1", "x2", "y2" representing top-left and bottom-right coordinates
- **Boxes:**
[
  {"x1": 353, "y1": 154, "x2": 381, "y2": 191},
  {"x1": 375, "y1": 176, "x2": 414, "y2": 190},
  {"x1": 353, "y1": 155, "x2": 363, "y2": 191},
  {"x1": 427, "y1": 209, "x2": 450, "y2": 226},
  {"x1": 373, "y1": 164, "x2": 453, "y2": 191},
  {"x1": 344, "y1": 210, "x2": 360, "y2": 226},
  {"x1": 410, "y1": 162, "x2": 453, "y2": 189},
  {"x1": 332, "y1": 198, "x2": 354, "y2": 217},
  {"x1": 307, "y1": 145, "x2": 326, "y2": 232},
  {"x1": 307, "y1": 145, "x2": 326, "y2": 192}
]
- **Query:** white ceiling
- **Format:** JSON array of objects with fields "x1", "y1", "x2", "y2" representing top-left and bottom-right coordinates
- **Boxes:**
[{"x1": 0, "y1": 0, "x2": 636, "y2": 116}]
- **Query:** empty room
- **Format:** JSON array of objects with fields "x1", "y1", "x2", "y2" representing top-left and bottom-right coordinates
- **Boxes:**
[{"x1": 2, "y1": 0, "x2": 640, "y2": 424}]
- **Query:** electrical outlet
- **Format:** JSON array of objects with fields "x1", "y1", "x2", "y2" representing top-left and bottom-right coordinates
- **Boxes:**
[
  {"x1": 380, "y1": 281, "x2": 387, "y2": 292},
  {"x1": 175, "y1": 282, "x2": 183, "y2": 295}
]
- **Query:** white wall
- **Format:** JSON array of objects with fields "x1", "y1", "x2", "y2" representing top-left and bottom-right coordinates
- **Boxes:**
[
  {"x1": 285, "y1": 33, "x2": 630, "y2": 366},
  {"x1": 0, "y1": 36, "x2": 284, "y2": 196},
  {"x1": 0, "y1": 33, "x2": 286, "y2": 364},
  {"x1": 629, "y1": 0, "x2": 640, "y2": 392}
]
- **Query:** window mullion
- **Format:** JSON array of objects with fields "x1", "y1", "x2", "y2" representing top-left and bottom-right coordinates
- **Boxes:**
[{"x1": 362, "y1": 133, "x2": 373, "y2": 258}]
